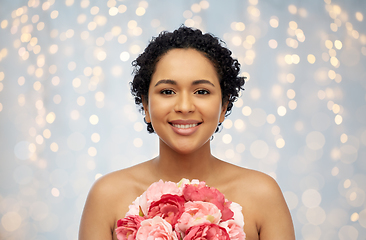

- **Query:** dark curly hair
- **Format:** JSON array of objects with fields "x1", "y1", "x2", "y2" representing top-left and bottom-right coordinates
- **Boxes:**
[{"x1": 131, "y1": 26, "x2": 245, "y2": 133}]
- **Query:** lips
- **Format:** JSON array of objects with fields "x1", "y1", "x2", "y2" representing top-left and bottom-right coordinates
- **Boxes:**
[{"x1": 169, "y1": 120, "x2": 202, "y2": 135}]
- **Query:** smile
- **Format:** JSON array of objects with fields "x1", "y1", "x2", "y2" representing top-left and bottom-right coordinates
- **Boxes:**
[
  {"x1": 169, "y1": 121, "x2": 202, "y2": 136},
  {"x1": 171, "y1": 123, "x2": 199, "y2": 129}
]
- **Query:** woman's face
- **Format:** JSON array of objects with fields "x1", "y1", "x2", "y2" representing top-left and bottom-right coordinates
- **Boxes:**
[{"x1": 143, "y1": 48, "x2": 227, "y2": 154}]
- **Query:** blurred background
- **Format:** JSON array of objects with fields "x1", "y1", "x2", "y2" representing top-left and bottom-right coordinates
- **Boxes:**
[{"x1": 0, "y1": 0, "x2": 365, "y2": 239}]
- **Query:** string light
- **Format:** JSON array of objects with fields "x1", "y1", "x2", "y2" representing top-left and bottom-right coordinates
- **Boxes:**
[{"x1": 0, "y1": 1, "x2": 365, "y2": 239}]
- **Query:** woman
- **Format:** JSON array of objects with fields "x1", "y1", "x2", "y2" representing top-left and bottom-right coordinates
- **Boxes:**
[{"x1": 79, "y1": 26, "x2": 295, "y2": 240}]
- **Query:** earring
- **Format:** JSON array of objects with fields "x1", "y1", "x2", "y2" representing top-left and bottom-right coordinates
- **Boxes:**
[{"x1": 143, "y1": 117, "x2": 148, "y2": 124}]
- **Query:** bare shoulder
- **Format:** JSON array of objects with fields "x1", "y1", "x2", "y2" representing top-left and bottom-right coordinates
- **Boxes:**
[
  {"x1": 214, "y1": 161, "x2": 295, "y2": 240},
  {"x1": 92, "y1": 162, "x2": 150, "y2": 194},
  {"x1": 79, "y1": 161, "x2": 154, "y2": 240},
  {"x1": 231, "y1": 167, "x2": 287, "y2": 212},
  {"x1": 88, "y1": 161, "x2": 155, "y2": 214},
  {"x1": 236, "y1": 167, "x2": 282, "y2": 196},
  {"x1": 88, "y1": 164, "x2": 141, "y2": 200},
  {"x1": 217, "y1": 161, "x2": 287, "y2": 215},
  {"x1": 215, "y1": 160, "x2": 280, "y2": 197}
]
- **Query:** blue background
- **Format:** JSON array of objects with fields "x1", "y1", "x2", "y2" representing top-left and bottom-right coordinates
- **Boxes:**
[{"x1": 0, "y1": 0, "x2": 366, "y2": 239}]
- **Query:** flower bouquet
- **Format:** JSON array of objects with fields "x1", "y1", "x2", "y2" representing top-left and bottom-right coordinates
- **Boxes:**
[{"x1": 116, "y1": 179, "x2": 245, "y2": 240}]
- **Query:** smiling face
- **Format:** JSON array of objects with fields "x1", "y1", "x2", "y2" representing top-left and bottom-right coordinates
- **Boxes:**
[{"x1": 143, "y1": 48, "x2": 227, "y2": 154}]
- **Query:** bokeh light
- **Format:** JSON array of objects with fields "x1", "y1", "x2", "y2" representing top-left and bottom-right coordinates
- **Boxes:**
[{"x1": 0, "y1": 1, "x2": 365, "y2": 239}]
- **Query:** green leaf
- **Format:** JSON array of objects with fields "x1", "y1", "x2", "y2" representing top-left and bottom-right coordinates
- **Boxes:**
[{"x1": 139, "y1": 206, "x2": 144, "y2": 217}]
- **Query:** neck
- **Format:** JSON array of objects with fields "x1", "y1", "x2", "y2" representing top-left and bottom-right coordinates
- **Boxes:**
[{"x1": 152, "y1": 139, "x2": 218, "y2": 183}]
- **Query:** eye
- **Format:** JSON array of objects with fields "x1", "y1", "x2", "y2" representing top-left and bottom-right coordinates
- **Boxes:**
[
  {"x1": 160, "y1": 89, "x2": 175, "y2": 95},
  {"x1": 195, "y1": 89, "x2": 210, "y2": 95}
]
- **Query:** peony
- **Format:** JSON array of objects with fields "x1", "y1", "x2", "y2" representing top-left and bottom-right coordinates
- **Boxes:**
[
  {"x1": 183, "y1": 183, "x2": 234, "y2": 221},
  {"x1": 177, "y1": 178, "x2": 191, "y2": 189},
  {"x1": 184, "y1": 223, "x2": 230, "y2": 240},
  {"x1": 136, "y1": 216, "x2": 178, "y2": 240},
  {"x1": 229, "y1": 202, "x2": 244, "y2": 228},
  {"x1": 116, "y1": 179, "x2": 246, "y2": 240},
  {"x1": 147, "y1": 194, "x2": 185, "y2": 225},
  {"x1": 139, "y1": 180, "x2": 182, "y2": 216},
  {"x1": 126, "y1": 196, "x2": 141, "y2": 216},
  {"x1": 219, "y1": 220, "x2": 246, "y2": 240},
  {"x1": 176, "y1": 201, "x2": 222, "y2": 233},
  {"x1": 116, "y1": 215, "x2": 145, "y2": 240}
]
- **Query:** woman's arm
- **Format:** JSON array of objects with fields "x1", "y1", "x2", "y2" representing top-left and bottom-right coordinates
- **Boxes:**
[
  {"x1": 256, "y1": 175, "x2": 295, "y2": 240},
  {"x1": 79, "y1": 177, "x2": 116, "y2": 239}
]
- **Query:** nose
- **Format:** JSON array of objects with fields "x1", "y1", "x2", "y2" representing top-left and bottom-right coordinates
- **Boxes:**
[{"x1": 174, "y1": 92, "x2": 195, "y2": 114}]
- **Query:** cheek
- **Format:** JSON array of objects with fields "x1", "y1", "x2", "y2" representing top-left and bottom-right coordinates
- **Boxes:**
[
  {"x1": 148, "y1": 97, "x2": 173, "y2": 118},
  {"x1": 197, "y1": 99, "x2": 223, "y2": 119}
]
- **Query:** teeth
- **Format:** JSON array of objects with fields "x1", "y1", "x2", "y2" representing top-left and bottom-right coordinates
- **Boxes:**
[{"x1": 172, "y1": 123, "x2": 198, "y2": 129}]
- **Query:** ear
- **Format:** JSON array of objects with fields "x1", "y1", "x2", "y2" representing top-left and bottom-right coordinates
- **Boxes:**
[
  {"x1": 219, "y1": 101, "x2": 228, "y2": 123},
  {"x1": 142, "y1": 96, "x2": 151, "y2": 123}
]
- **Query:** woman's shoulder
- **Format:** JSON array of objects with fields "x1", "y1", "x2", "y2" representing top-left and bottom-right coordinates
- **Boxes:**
[
  {"x1": 215, "y1": 160, "x2": 284, "y2": 203},
  {"x1": 85, "y1": 160, "x2": 157, "y2": 217},
  {"x1": 79, "y1": 161, "x2": 155, "y2": 239},
  {"x1": 218, "y1": 160, "x2": 277, "y2": 185},
  {"x1": 91, "y1": 161, "x2": 154, "y2": 199},
  {"x1": 216, "y1": 161, "x2": 294, "y2": 239},
  {"x1": 234, "y1": 166, "x2": 279, "y2": 190}
]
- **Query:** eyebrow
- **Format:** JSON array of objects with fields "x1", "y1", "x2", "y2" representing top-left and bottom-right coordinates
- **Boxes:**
[
  {"x1": 154, "y1": 79, "x2": 215, "y2": 87},
  {"x1": 154, "y1": 79, "x2": 176, "y2": 87}
]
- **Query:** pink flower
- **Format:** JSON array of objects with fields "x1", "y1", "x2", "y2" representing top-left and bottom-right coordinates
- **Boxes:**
[
  {"x1": 139, "y1": 180, "x2": 182, "y2": 216},
  {"x1": 183, "y1": 183, "x2": 234, "y2": 221},
  {"x1": 183, "y1": 223, "x2": 230, "y2": 240},
  {"x1": 147, "y1": 194, "x2": 185, "y2": 225},
  {"x1": 136, "y1": 216, "x2": 178, "y2": 240},
  {"x1": 220, "y1": 220, "x2": 246, "y2": 240},
  {"x1": 176, "y1": 201, "x2": 222, "y2": 233},
  {"x1": 229, "y1": 202, "x2": 244, "y2": 228},
  {"x1": 177, "y1": 178, "x2": 192, "y2": 188},
  {"x1": 115, "y1": 215, "x2": 145, "y2": 240},
  {"x1": 126, "y1": 196, "x2": 141, "y2": 216}
]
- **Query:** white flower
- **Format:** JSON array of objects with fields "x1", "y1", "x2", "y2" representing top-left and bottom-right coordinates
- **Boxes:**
[{"x1": 229, "y1": 202, "x2": 244, "y2": 228}]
